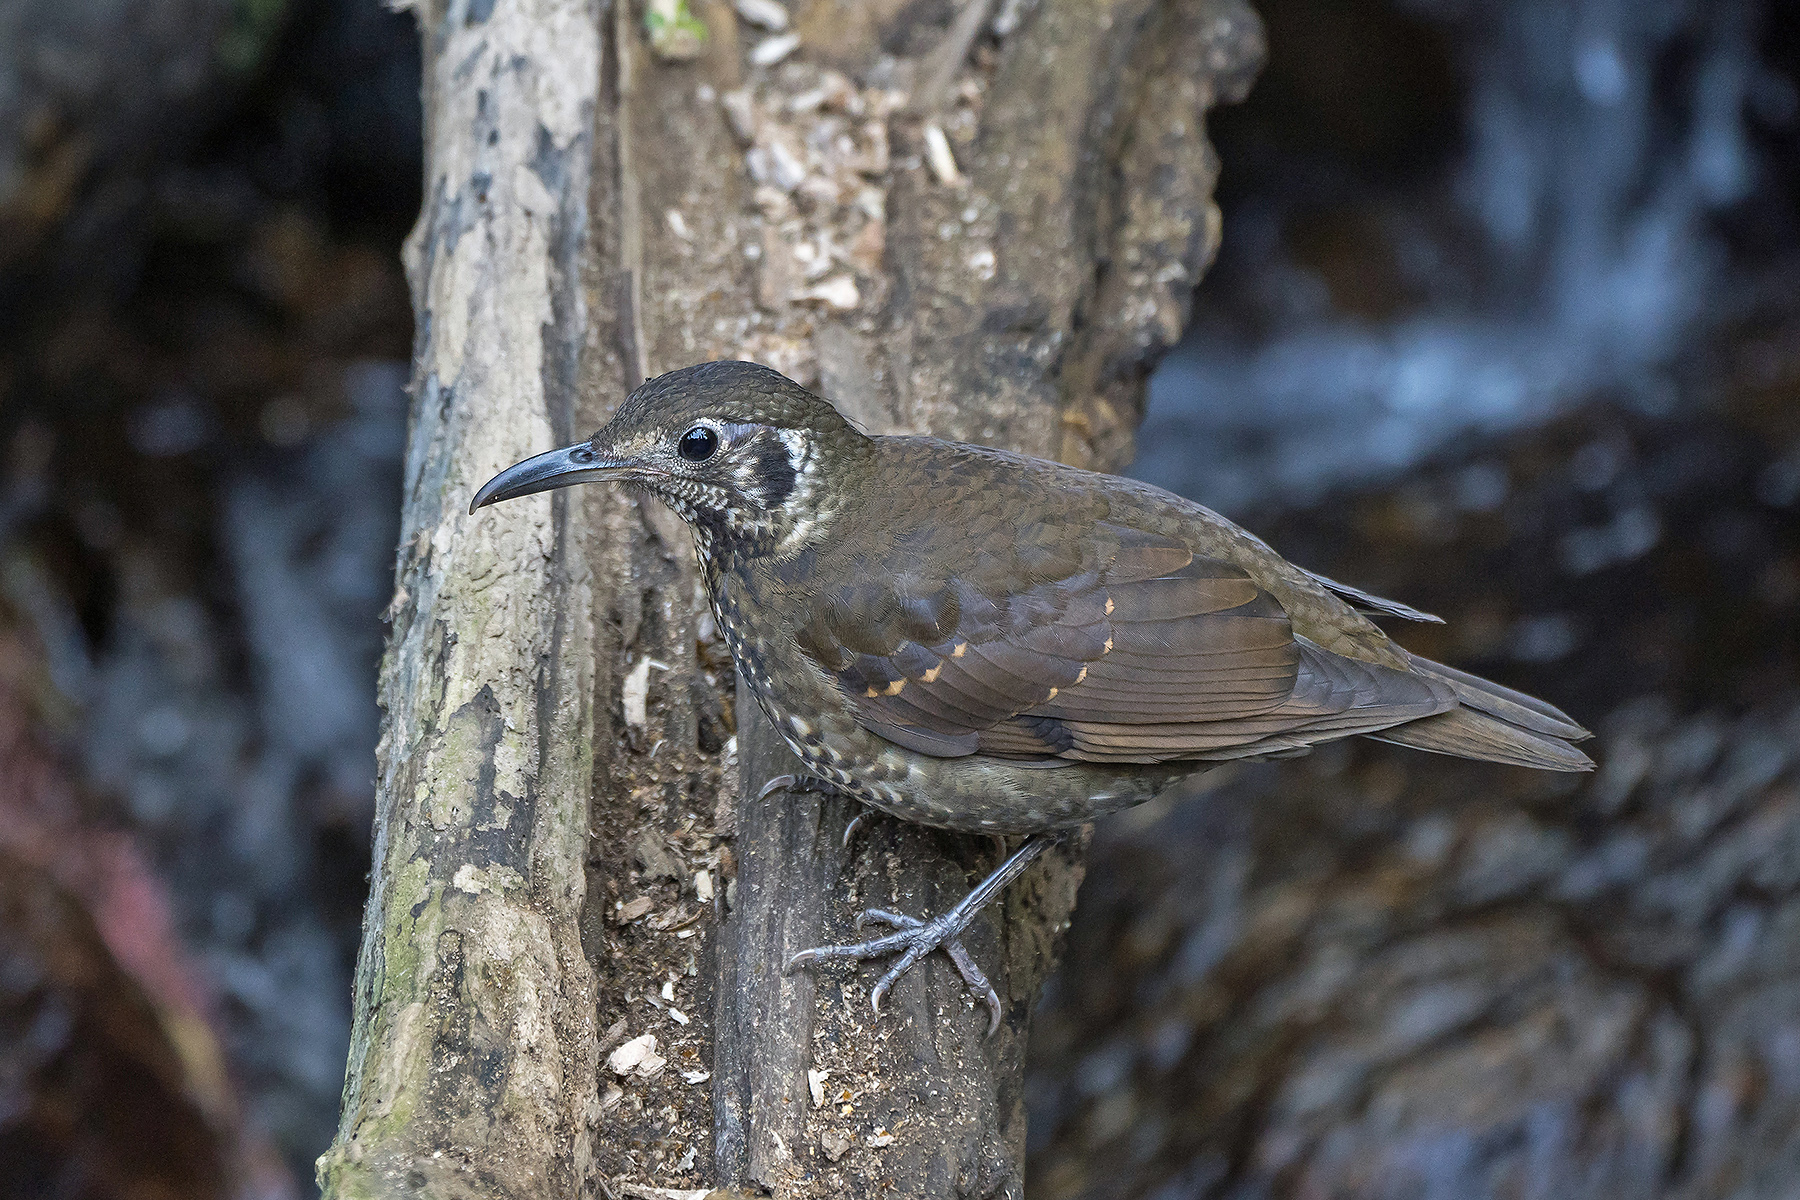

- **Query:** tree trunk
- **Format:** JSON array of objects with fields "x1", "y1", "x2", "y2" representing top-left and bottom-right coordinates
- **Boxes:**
[{"x1": 317, "y1": 0, "x2": 1262, "y2": 1196}]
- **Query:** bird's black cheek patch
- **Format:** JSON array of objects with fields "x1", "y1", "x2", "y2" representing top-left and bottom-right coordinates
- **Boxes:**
[{"x1": 749, "y1": 439, "x2": 798, "y2": 508}]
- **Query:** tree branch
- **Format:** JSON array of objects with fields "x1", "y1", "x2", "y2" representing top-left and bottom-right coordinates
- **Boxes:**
[
  {"x1": 317, "y1": 0, "x2": 605, "y2": 1193},
  {"x1": 714, "y1": 2, "x2": 1263, "y2": 1196}
]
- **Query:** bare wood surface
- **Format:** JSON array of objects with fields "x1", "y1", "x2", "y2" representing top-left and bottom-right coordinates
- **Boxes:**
[{"x1": 319, "y1": 0, "x2": 1260, "y2": 1195}]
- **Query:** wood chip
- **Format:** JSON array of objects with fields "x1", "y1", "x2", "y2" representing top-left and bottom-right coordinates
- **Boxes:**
[
  {"x1": 923, "y1": 122, "x2": 961, "y2": 185},
  {"x1": 752, "y1": 184, "x2": 792, "y2": 218},
  {"x1": 598, "y1": 1015, "x2": 631, "y2": 1053},
  {"x1": 793, "y1": 275, "x2": 860, "y2": 311},
  {"x1": 764, "y1": 136, "x2": 807, "y2": 191},
  {"x1": 850, "y1": 121, "x2": 889, "y2": 175},
  {"x1": 818, "y1": 70, "x2": 858, "y2": 113},
  {"x1": 617, "y1": 1186, "x2": 712, "y2": 1200},
  {"x1": 607, "y1": 1033, "x2": 666, "y2": 1078},
  {"x1": 732, "y1": 0, "x2": 788, "y2": 31},
  {"x1": 749, "y1": 32, "x2": 800, "y2": 67},
  {"x1": 633, "y1": 829, "x2": 685, "y2": 883},
  {"x1": 720, "y1": 88, "x2": 758, "y2": 144},
  {"x1": 622, "y1": 655, "x2": 659, "y2": 727},
  {"x1": 648, "y1": 903, "x2": 703, "y2": 931},
  {"x1": 615, "y1": 895, "x2": 655, "y2": 924},
  {"x1": 796, "y1": 174, "x2": 843, "y2": 209}
]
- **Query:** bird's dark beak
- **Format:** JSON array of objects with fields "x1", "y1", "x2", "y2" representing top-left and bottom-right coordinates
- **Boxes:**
[{"x1": 469, "y1": 442, "x2": 637, "y2": 515}]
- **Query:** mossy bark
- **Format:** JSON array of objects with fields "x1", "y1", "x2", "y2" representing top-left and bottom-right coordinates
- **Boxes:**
[{"x1": 317, "y1": 0, "x2": 605, "y2": 1194}]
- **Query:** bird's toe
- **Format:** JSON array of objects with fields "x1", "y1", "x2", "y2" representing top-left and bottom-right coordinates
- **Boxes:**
[
  {"x1": 789, "y1": 912, "x2": 1002, "y2": 1033},
  {"x1": 856, "y1": 908, "x2": 919, "y2": 932}
]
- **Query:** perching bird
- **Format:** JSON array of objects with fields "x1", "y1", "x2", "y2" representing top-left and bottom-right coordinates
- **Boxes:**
[{"x1": 473, "y1": 360, "x2": 1593, "y2": 1033}]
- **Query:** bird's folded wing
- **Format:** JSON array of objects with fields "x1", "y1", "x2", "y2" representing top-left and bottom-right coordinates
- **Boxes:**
[{"x1": 795, "y1": 526, "x2": 1453, "y2": 762}]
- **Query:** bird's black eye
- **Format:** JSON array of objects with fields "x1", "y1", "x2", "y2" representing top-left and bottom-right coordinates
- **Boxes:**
[{"x1": 677, "y1": 425, "x2": 719, "y2": 463}]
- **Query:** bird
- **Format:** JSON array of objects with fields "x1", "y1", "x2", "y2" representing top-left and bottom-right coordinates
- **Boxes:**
[{"x1": 472, "y1": 360, "x2": 1593, "y2": 1034}]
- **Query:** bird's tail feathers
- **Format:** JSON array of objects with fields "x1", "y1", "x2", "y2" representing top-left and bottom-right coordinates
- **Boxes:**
[{"x1": 1367, "y1": 655, "x2": 1595, "y2": 772}]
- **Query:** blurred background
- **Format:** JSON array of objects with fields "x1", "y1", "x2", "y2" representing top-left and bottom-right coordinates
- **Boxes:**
[{"x1": 0, "y1": 0, "x2": 1795, "y2": 1197}]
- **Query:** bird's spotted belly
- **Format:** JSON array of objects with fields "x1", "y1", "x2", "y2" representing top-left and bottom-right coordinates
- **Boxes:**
[
  {"x1": 770, "y1": 711, "x2": 903, "y2": 808},
  {"x1": 753, "y1": 688, "x2": 1190, "y2": 833}
]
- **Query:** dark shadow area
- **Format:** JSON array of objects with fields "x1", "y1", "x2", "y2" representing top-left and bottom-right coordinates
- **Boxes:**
[{"x1": 1, "y1": 0, "x2": 419, "y2": 1193}]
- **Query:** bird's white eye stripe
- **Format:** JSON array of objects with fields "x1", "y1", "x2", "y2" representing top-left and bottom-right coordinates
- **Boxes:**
[{"x1": 778, "y1": 429, "x2": 812, "y2": 474}]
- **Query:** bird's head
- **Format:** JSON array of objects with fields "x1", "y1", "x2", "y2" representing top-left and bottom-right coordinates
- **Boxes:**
[{"x1": 471, "y1": 360, "x2": 866, "y2": 553}]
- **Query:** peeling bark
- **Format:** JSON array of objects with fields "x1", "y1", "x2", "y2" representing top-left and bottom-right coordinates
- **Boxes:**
[{"x1": 320, "y1": 0, "x2": 1261, "y2": 1196}]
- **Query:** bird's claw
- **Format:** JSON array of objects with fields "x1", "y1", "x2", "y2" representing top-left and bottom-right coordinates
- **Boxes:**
[
  {"x1": 786, "y1": 908, "x2": 1003, "y2": 1037},
  {"x1": 785, "y1": 836, "x2": 1054, "y2": 1038},
  {"x1": 756, "y1": 773, "x2": 846, "y2": 803},
  {"x1": 756, "y1": 773, "x2": 800, "y2": 802},
  {"x1": 757, "y1": 777, "x2": 873, "y2": 852}
]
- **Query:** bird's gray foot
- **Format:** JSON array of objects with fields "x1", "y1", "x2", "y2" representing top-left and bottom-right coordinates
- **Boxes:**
[
  {"x1": 785, "y1": 834, "x2": 1058, "y2": 1037},
  {"x1": 791, "y1": 908, "x2": 1004, "y2": 1034}
]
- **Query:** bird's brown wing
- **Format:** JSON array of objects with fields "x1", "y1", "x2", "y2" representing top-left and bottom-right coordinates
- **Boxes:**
[{"x1": 794, "y1": 524, "x2": 1453, "y2": 763}]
